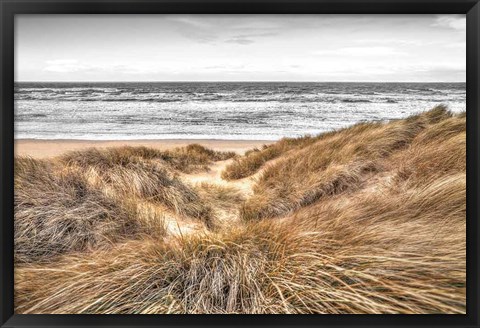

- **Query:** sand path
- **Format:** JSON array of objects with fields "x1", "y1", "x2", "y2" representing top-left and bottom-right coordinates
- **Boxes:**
[
  {"x1": 167, "y1": 156, "x2": 286, "y2": 237},
  {"x1": 173, "y1": 159, "x2": 255, "y2": 235},
  {"x1": 181, "y1": 159, "x2": 255, "y2": 197},
  {"x1": 165, "y1": 157, "x2": 285, "y2": 237}
]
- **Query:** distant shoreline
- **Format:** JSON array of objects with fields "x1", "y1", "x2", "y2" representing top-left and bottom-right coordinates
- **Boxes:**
[{"x1": 15, "y1": 139, "x2": 273, "y2": 159}]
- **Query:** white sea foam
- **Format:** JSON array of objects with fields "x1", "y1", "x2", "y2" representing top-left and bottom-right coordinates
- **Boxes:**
[{"x1": 14, "y1": 82, "x2": 466, "y2": 140}]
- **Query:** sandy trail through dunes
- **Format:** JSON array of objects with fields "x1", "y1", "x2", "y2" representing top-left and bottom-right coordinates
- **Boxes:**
[
  {"x1": 176, "y1": 159, "x2": 255, "y2": 234},
  {"x1": 173, "y1": 156, "x2": 287, "y2": 235},
  {"x1": 181, "y1": 159, "x2": 254, "y2": 197}
]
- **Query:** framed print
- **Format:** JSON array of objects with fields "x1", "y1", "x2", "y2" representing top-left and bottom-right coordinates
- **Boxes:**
[{"x1": 1, "y1": 0, "x2": 479, "y2": 327}]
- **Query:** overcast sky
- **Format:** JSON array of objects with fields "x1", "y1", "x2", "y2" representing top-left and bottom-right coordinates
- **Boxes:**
[{"x1": 15, "y1": 14, "x2": 466, "y2": 82}]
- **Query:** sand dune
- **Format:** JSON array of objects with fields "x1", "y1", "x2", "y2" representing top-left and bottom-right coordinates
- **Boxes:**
[{"x1": 14, "y1": 107, "x2": 466, "y2": 314}]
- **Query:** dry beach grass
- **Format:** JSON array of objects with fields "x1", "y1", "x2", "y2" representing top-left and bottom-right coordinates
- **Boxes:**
[{"x1": 14, "y1": 106, "x2": 466, "y2": 314}]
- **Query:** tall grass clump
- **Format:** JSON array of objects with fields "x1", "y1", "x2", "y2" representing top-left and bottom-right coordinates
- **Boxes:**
[
  {"x1": 240, "y1": 106, "x2": 452, "y2": 221},
  {"x1": 196, "y1": 183, "x2": 245, "y2": 210},
  {"x1": 164, "y1": 144, "x2": 236, "y2": 172},
  {"x1": 394, "y1": 115, "x2": 465, "y2": 185},
  {"x1": 62, "y1": 144, "x2": 235, "y2": 174},
  {"x1": 221, "y1": 135, "x2": 323, "y2": 180},
  {"x1": 61, "y1": 147, "x2": 215, "y2": 226},
  {"x1": 14, "y1": 157, "x2": 147, "y2": 264}
]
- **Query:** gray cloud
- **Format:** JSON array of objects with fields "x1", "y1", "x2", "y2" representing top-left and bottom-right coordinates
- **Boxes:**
[
  {"x1": 223, "y1": 32, "x2": 278, "y2": 45},
  {"x1": 225, "y1": 37, "x2": 255, "y2": 45}
]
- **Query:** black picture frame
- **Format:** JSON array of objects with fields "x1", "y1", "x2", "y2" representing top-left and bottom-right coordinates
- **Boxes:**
[{"x1": 1, "y1": 1, "x2": 479, "y2": 327}]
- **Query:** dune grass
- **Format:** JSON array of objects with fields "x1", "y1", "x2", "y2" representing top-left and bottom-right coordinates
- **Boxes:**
[
  {"x1": 239, "y1": 106, "x2": 457, "y2": 221},
  {"x1": 14, "y1": 106, "x2": 466, "y2": 314},
  {"x1": 14, "y1": 157, "x2": 155, "y2": 264},
  {"x1": 15, "y1": 171, "x2": 465, "y2": 313},
  {"x1": 62, "y1": 144, "x2": 236, "y2": 174},
  {"x1": 60, "y1": 146, "x2": 217, "y2": 226},
  {"x1": 196, "y1": 182, "x2": 245, "y2": 210},
  {"x1": 14, "y1": 144, "x2": 225, "y2": 264},
  {"x1": 221, "y1": 136, "x2": 320, "y2": 180}
]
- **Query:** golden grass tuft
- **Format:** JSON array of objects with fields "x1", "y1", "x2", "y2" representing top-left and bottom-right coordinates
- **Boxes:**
[
  {"x1": 221, "y1": 136, "x2": 319, "y2": 180},
  {"x1": 240, "y1": 106, "x2": 455, "y2": 221},
  {"x1": 61, "y1": 146, "x2": 216, "y2": 226},
  {"x1": 196, "y1": 182, "x2": 245, "y2": 210},
  {"x1": 62, "y1": 144, "x2": 235, "y2": 174},
  {"x1": 14, "y1": 157, "x2": 151, "y2": 263}
]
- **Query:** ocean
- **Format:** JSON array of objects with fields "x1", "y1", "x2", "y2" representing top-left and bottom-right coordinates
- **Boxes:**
[{"x1": 14, "y1": 82, "x2": 466, "y2": 140}]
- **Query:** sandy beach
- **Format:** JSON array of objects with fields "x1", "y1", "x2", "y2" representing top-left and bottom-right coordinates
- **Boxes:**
[{"x1": 15, "y1": 139, "x2": 273, "y2": 159}]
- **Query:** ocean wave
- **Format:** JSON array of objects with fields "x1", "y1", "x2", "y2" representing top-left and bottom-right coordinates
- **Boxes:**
[
  {"x1": 15, "y1": 82, "x2": 465, "y2": 105},
  {"x1": 341, "y1": 99, "x2": 372, "y2": 103},
  {"x1": 14, "y1": 82, "x2": 466, "y2": 140}
]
